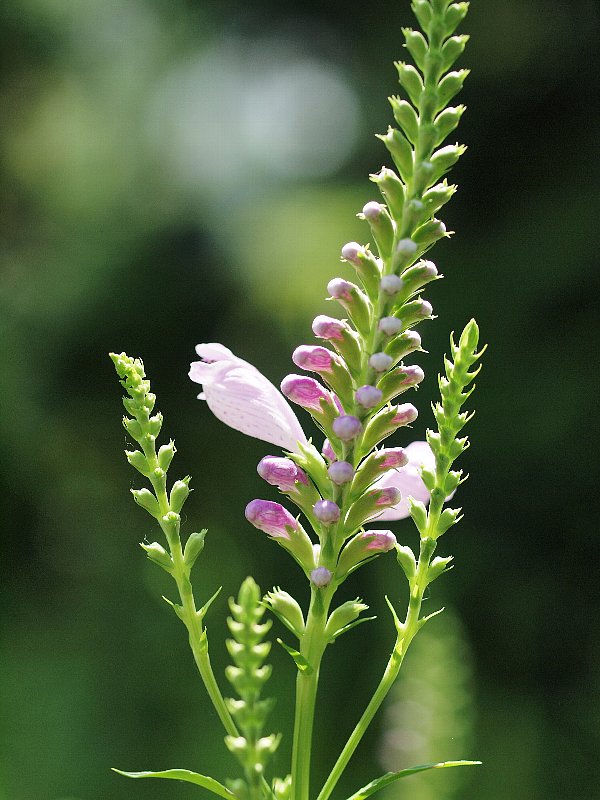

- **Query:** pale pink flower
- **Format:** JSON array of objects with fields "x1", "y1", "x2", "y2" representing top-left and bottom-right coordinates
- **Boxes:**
[
  {"x1": 189, "y1": 343, "x2": 307, "y2": 451},
  {"x1": 372, "y1": 440, "x2": 436, "y2": 520}
]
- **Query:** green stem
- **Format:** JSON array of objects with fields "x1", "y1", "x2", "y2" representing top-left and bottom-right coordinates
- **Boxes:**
[
  {"x1": 291, "y1": 586, "x2": 332, "y2": 800},
  {"x1": 316, "y1": 538, "x2": 436, "y2": 800}
]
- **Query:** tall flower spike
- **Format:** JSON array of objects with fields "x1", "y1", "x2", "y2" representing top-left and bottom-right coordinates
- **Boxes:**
[{"x1": 189, "y1": 344, "x2": 307, "y2": 451}]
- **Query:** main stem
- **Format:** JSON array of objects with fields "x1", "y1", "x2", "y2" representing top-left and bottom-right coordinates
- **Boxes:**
[
  {"x1": 291, "y1": 586, "x2": 332, "y2": 800},
  {"x1": 316, "y1": 537, "x2": 436, "y2": 800}
]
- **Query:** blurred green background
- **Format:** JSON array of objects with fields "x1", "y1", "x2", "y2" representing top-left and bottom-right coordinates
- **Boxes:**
[{"x1": 1, "y1": 0, "x2": 598, "y2": 799}]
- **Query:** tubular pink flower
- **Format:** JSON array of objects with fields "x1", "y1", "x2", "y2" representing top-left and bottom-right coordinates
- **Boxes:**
[
  {"x1": 312, "y1": 315, "x2": 346, "y2": 342},
  {"x1": 245, "y1": 499, "x2": 298, "y2": 539},
  {"x1": 281, "y1": 374, "x2": 331, "y2": 411},
  {"x1": 292, "y1": 345, "x2": 336, "y2": 374},
  {"x1": 189, "y1": 344, "x2": 307, "y2": 452},
  {"x1": 371, "y1": 440, "x2": 435, "y2": 520},
  {"x1": 257, "y1": 456, "x2": 308, "y2": 492}
]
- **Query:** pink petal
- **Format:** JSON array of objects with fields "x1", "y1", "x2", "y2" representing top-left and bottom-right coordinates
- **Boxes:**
[
  {"x1": 189, "y1": 343, "x2": 307, "y2": 451},
  {"x1": 371, "y1": 440, "x2": 435, "y2": 520}
]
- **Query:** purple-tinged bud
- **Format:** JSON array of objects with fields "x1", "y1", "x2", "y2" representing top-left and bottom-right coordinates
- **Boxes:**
[
  {"x1": 378, "y1": 447, "x2": 409, "y2": 469},
  {"x1": 381, "y1": 275, "x2": 403, "y2": 295},
  {"x1": 385, "y1": 329, "x2": 422, "y2": 362},
  {"x1": 374, "y1": 486, "x2": 402, "y2": 507},
  {"x1": 312, "y1": 315, "x2": 345, "y2": 342},
  {"x1": 281, "y1": 374, "x2": 330, "y2": 411},
  {"x1": 369, "y1": 352, "x2": 393, "y2": 373},
  {"x1": 400, "y1": 364, "x2": 425, "y2": 387},
  {"x1": 337, "y1": 529, "x2": 398, "y2": 576},
  {"x1": 322, "y1": 438, "x2": 336, "y2": 462},
  {"x1": 397, "y1": 238, "x2": 418, "y2": 257},
  {"x1": 420, "y1": 260, "x2": 438, "y2": 279},
  {"x1": 327, "y1": 278, "x2": 354, "y2": 301},
  {"x1": 419, "y1": 300, "x2": 433, "y2": 317},
  {"x1": 362, "y1": 529, "x2": 397, "y2": 552},
  {"x1": 311, "y1": 567, "x2": 332, "y2": 587},
  {"x1": 293, "y1": 345, "x2": 336, "y2": 373},
  {"x1": 245, "y1": 500, "x2": 298, "y2": 539},
  {"x1": 341, "y1": 241, "x2": 364, "y2": 266},
  {"x1": 344, "y1": 486, "x2": 402, "y2": 533},
  {"x1": 379, "y1": 316, "x2": 403, "y2": 336},
  {"x1": 356, "y1": 385, "x2": 383, "y2": 409},
  {"x1": 313, "y1": 499, "x2": 341, "y2": 524},
  {"x1": 362, "y1": 201, "x2": 384, "y2": 219},
  {"x1": 332, "y1": 415, "x2": 362, "y2": 441},
  {"x1": 257, "y1": 456, "x2": 308, "y2": 492},
  {"x1": 328, "y1": 460, "x2": 354, "y2": 485},
  {"x1": 393, "y1": 403, "x2": 419, "y2": 425}
]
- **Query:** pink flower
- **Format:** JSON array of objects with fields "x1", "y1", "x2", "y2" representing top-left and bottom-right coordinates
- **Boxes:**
[
  {"x1": 189, "y1": 343, "x2": 307, "y2": 451},
  {"x1": 245, "y1": 499, "x2": 298, "y2": 539},
  {"x1": 371, "y1": 440, "x2": 435, "y2": 520}
]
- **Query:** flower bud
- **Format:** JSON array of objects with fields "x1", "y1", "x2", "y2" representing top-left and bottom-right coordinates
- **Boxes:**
[
  {"x1": 395, "y1": 62, "x2": 424, "y2": 107},
  {"x1": 325, "y1": 599, "x2": 369, "y2": 638},
  {"x1": 377, "y1": 364, "x2": 425, "y2": 404},
  {"x1": 257, "y1": 456, "x2": 308, "y2": 492},
  {"x1": 393, "y1": 403, "x2": 419, "y2": 425},
  {"x1": 327, "y1": 278, "x2": 372, "y2": 337},
  {"x1": 183, "y1": 530, "x2": 207, "y2": 569},
  {"x1": 389, "y1": 97, "x2": 419, "y2": 143},
  {"x1": 170, "y1": 478, "x2": 191, "y2": 513},
  {"x1": 350, "y1": 447, "x2": 408, "y2": 498},
  {"x1": 131, "y1": 488, "x2": 160, "y2": 518},
  {"x1": 312, "y1": 315, "x2": 345, "y2": 341},
  {"x1": 379, "y1": 316, "x2": 403, "y2": 336},
  {"x1": 355, "y1": 385, "x2": 383, "y2": 409},
  {"x1": 433, "y1": 105, "x2": 466, "y2": 148},
  {"x1": 265, "y1": 588, "x2": 305, "y2": 637},
  {"x1": 381, "y1": 275, "x2": 403, "y2": 295},
  {"x1": 396, "y1": 544, "x2": 417, "y2": 580},
  {"x1": 384, "y1": 329, "x2": 422, "y2": 363},
  {"x1": 125, "y1": 449, "x2": 151, "y2": 476},
  {"x1": 369, "y1": 352, "x2": 393, "y2": 373},
  {"x1": 245, "y1": 499, "x2": 298, "y2": 539},
  {"x1": 436, "y1": 69, "x2": 470, "y2": 110},
  {"x1": 392, "y1": 298, "x2": 433, "y2": 328},
  {"x1": 378, "y1": 126, "x2": 413, "y2": 180},
  {"x1": 361, "y1": 201, "x2": 395, "y2": 259},
  {"x1": 358, "y1": 403, "x2": 418, "y2": 456},
  {"x1": 341, "y1": 241, "x2": 364, "y2": 265},
  {"x1": 328, "y1": 460, "x2": 354, "y2": 485},
  {"x1": 281, "y1": 374, "x2": 331, "y2": 411},
  {"x1": 293, "y1": 345, "x2": 336, "y2": 373},
  {"x1": 402, "y1": 27, "x2": 428, "y2": 70},
  {"x1": 322, "y1": 438, "x2": 337, "y2": 462},
  {"x1": 332, "y1": 415, "x2": 362, "y2": 441},
  {"x1": 337, "y1": 529, "x2": 398, "y2": 576},
  {"x1": 311, "y1": 567, "x2": 332, "y2": 587},
  {"x1": 140, "y1": 541, "x2": 174, "y2": 571},
  {"x1": 313, "y1": 500, "x2": 341, "y2": 524},
  {"x1": 370, "y1": 166, "x2": 405, "y2": 219},
  {"x1": 157, "y1": 440, "x2": 176, "y2": 470},
  {"x1": 344, "y1": 487, "x2": 402, "y2": 533}
]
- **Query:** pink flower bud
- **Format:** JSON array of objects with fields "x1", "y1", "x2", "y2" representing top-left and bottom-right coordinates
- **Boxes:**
[
  {"x1": 332, "y1": 415, "x2": 362, "y2": 441},
  {"x1": 292, "y1": 345, "x2": 335, "y2": 373},
  {"x1": 392, "y1": 403, "x2": 419, "y2": 425},
  {"x1": 379, "y1": 316, "x2": 403, "y2": 336},
  {"x1": 313, "y1": 499, "x2": 340, "y2": 524},
  {"x1": 281, "y1": 374, "x2": 330, "y2": 411},
  {"x1": 327, "y1": 278, "x2": 355, "y2": 301},
  {"x1": 257, "y1": 456, "x2": 308, "y2": 492},
  {"x1": 400, "y1": 365, "x2": 425, "y2": 387},
  {"x1": 369, "y1": 352, "x2": 393, "y2": 372},
  {"x1": 322, "y1": 438, "x2": 336, "y2": 462},
  {"x1": 356, "y1": 385, "x2": 383, "y2": 409},
  {"x1": 312, "y1": 315, "x2": 346, "y2": 342},
  {"x1": 328, "y1": 461, "x2": 354, "y2": 485},
  {"x1": 381, "y1": 275, "x2": 403, "y2": 295},
  {"x1": 245, "y1": 499, "x2": 298, "y2": 539},
  {"x1": 311, "y1": 567, "x2": 332, "y2": 587},
  {"x1": 374, "y1": 486, "x2": 402, "y2": 507},
  {"x1": 418, "y1": 299, "x2": 433, "y2": 317},
  {"x1": 341, "y1": 241, "x2": 364, "y2": 266},
  {"x1": 361, "y1": 529, "x2": 397, "y2": 552},
  {"x1": 378, "y1": 447, "x2": 409, "y2": 469},
  {"x1": 362, "y1": 201, "x2": 384, "y2": 219}
]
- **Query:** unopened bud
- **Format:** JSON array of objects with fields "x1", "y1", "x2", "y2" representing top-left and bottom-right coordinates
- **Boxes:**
[
  {"x1": 379, "y1": 316, "x2": 403, "y2": 336},
  {"x1": 381, "y1": 275, "x2": 403, "y2": 295},
  {"x1": 341, "y1": 241, "x2": 364, "y2": 266},
  {"x1": 313, "y1": 500, "x2": 341, "y2": 524},
  {"x1": 328, "y1": 460, "x2": 354, "y2": 485},
  {"x1": 293, "y1": 345, "x2": 336, "y2": 374},
  {"x1": 257, "y1": 456, "x2": 308, "y2": 492},
  {"x1": 312, "y1": 315, "x2": 346, "y2": 341},
  {"x1": 369, "y1": 352, "x2": 393, "y2": 373},
  {"x1": 356, "y1": 385, "x2": 383, "y2": 409},
  {"x1": 332, "y1": 415, "x2": 362, "y2": 441},
  {"x1": 311, "y1": 567, "x2": 332, "y2": 588}
]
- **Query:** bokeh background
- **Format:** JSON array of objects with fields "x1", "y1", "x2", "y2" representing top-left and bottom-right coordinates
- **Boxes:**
[{"x1": 1, "y1": 0, "x2": 599, "y2": 799}]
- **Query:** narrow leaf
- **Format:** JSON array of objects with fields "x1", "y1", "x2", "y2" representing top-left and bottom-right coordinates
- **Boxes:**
[
  {"x1": 276, "y1": 638, "x2": 313, "y2": 674},
  {"x1": 345, "y1": 761, "x2": 481, "y2": 800},
  {"x1": 112, "y1": 768, "x2": 238, "y2": 800}
]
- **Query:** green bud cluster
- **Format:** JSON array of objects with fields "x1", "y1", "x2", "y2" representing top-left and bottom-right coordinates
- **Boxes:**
[{"x1": 225, "y1": 578, "x2": 281, "y2": 798}]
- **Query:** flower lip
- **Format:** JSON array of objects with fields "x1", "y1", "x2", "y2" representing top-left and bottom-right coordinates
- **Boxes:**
[{"x1": 190, "y1": 344, "x2": 307, "y2": 451}]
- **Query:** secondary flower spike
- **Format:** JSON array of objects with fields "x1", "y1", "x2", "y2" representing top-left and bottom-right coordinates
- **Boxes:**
[{"x1": 189, "y1": 344, "x2": 307, "y2": 451}]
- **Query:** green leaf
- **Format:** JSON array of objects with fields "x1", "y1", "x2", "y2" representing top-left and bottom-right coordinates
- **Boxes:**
[
  {"x1": 276, "y1": 638, "x2": 313, "y2": 674},
  {"x1": 344, "y1": 761, "x2": 481, "y2": 800},
  {"x1": 112, "y1": 768, "x2": 238, "y2": 800}
]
